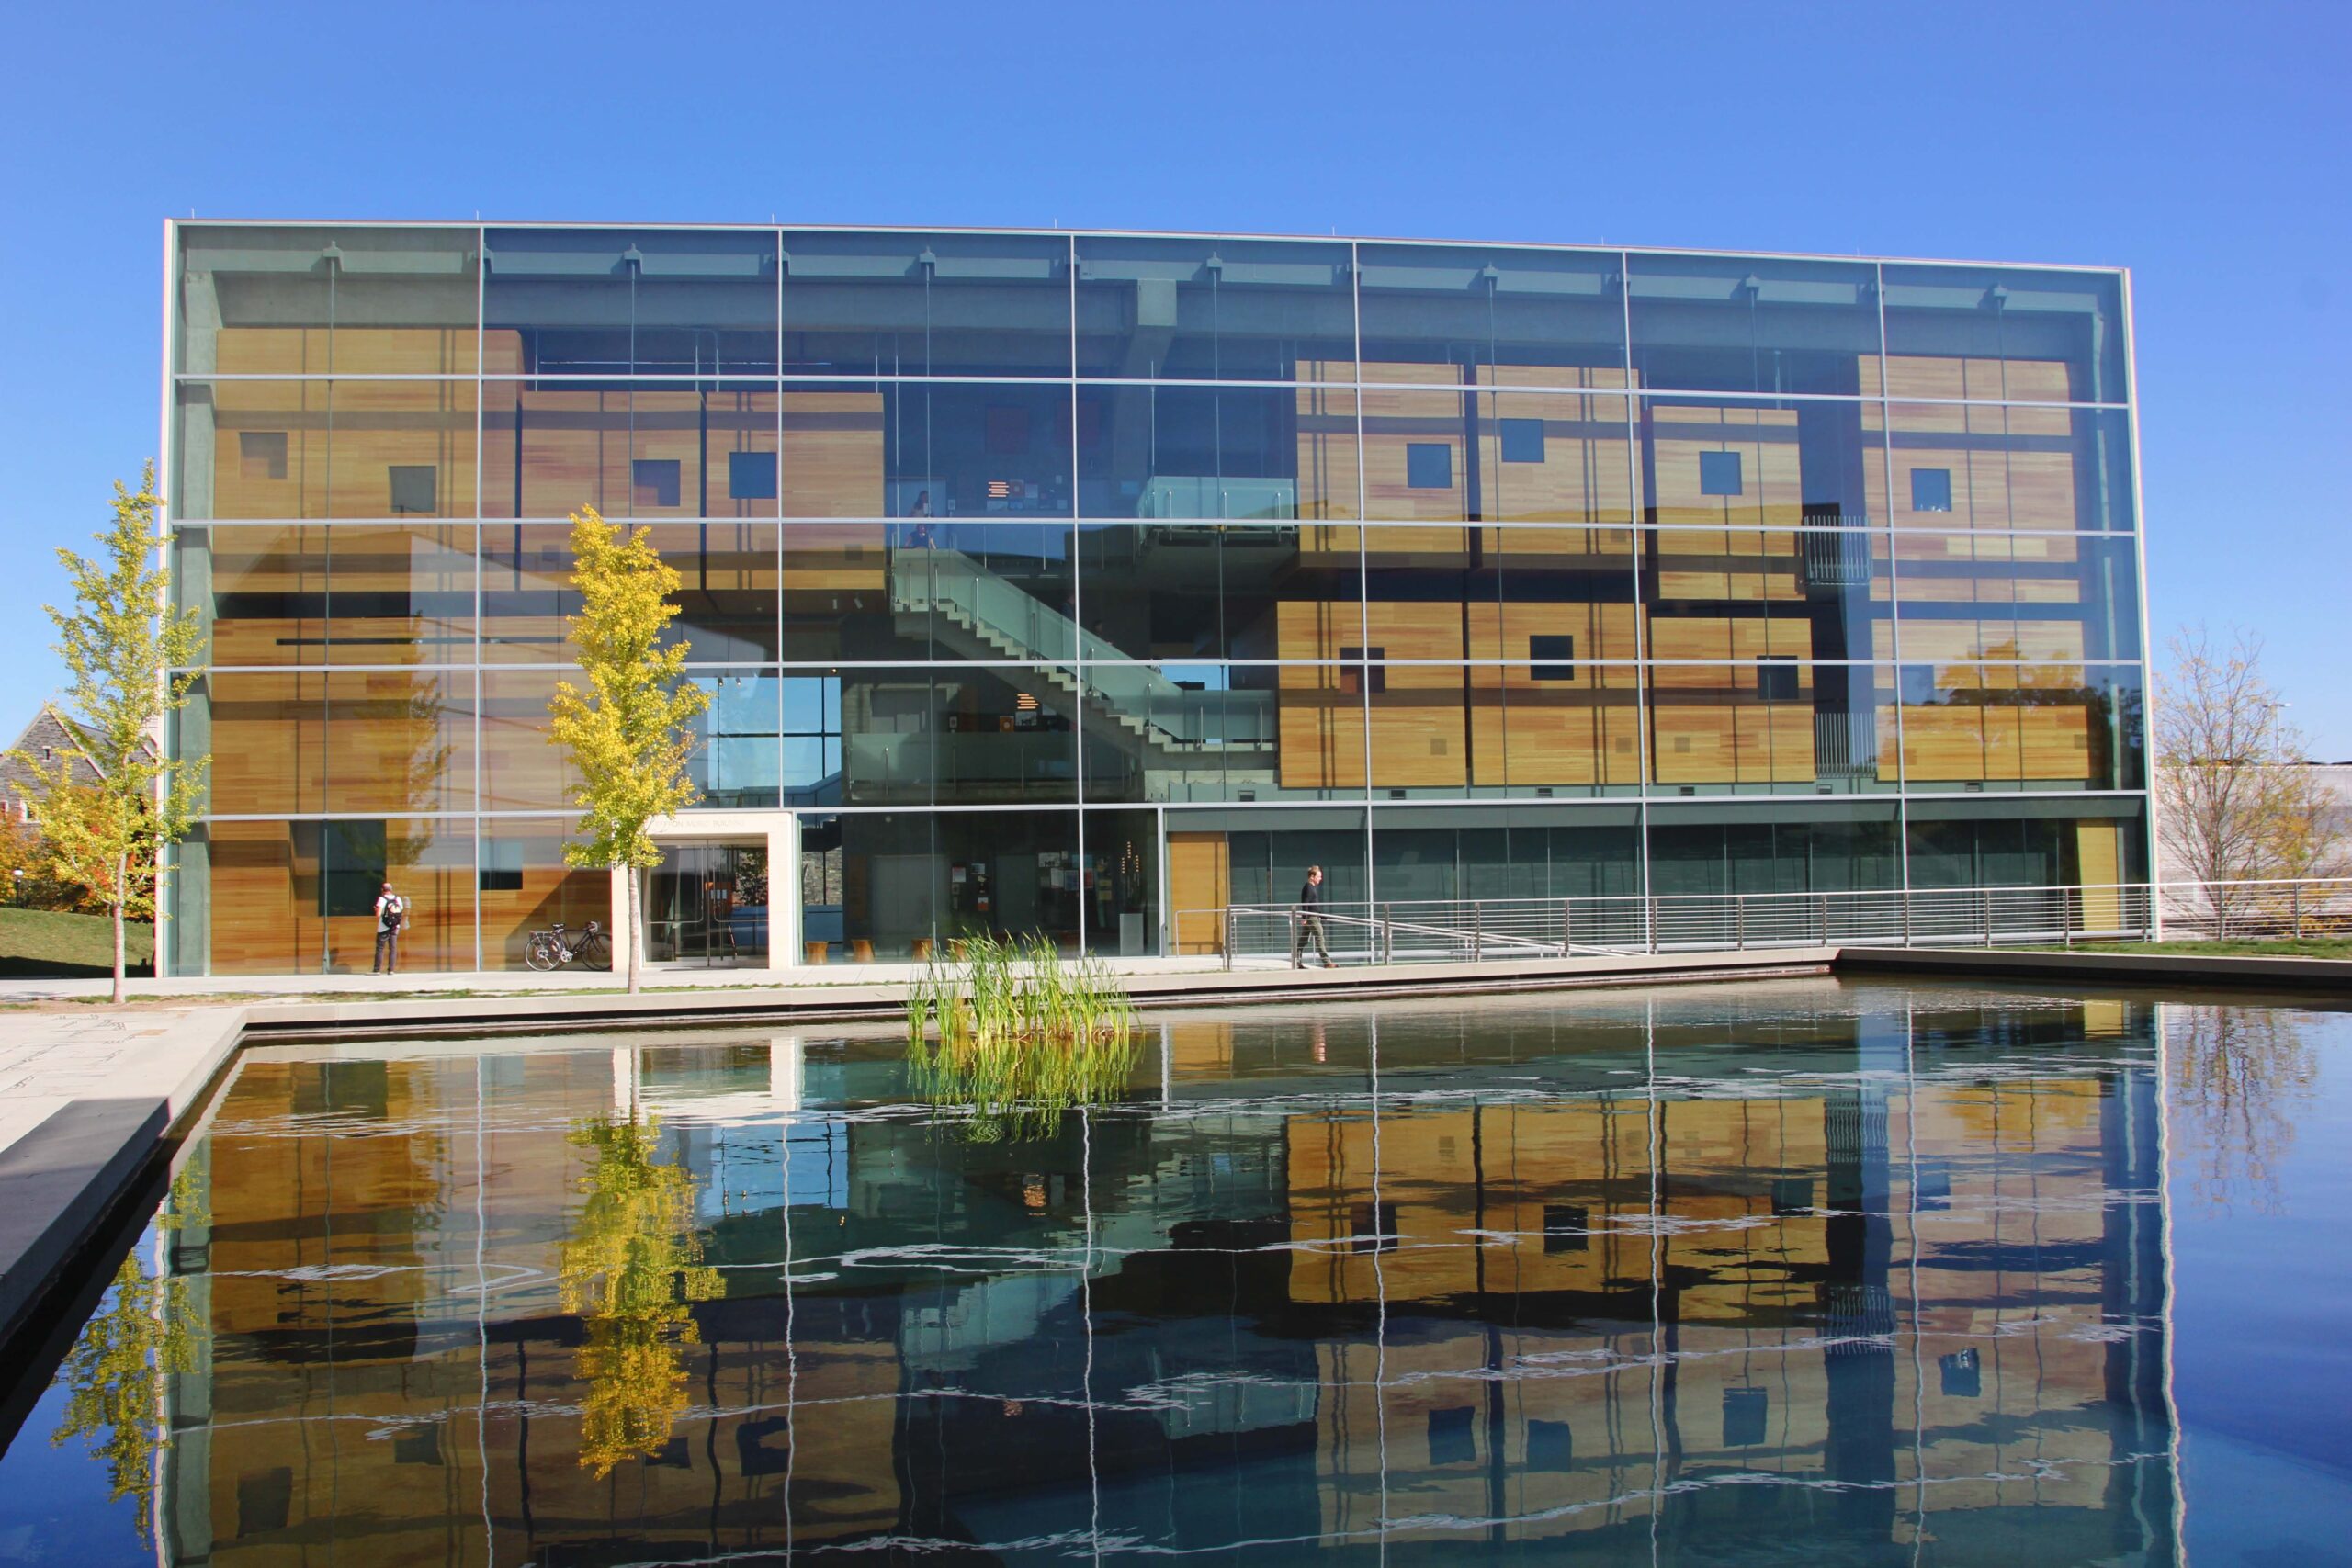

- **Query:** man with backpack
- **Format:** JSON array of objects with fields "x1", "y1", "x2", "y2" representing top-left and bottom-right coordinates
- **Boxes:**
[{"x1": 374, "y1": 882, "x2": 407, "y2": 975}]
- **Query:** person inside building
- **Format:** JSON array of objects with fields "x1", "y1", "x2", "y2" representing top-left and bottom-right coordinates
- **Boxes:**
[
  {"x1": 1292, "y1": 864, "x2": 1334, "y2": 969},
  {"x1": 373, "y1": 881, "x2": 406, "y2": 975}
]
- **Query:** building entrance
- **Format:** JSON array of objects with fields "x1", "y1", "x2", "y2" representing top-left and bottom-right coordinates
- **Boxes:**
[{"x1": 647, "y1": 841, "x2": 771, "y2": 967}]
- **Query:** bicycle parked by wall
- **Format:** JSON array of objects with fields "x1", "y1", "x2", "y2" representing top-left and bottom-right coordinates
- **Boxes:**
[{"x1": 524, "y1": 920, "x2": 612, "y2": 972}]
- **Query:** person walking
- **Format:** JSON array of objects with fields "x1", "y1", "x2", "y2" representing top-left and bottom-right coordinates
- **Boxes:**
[
  {"x1": 1292, "y1": 864, "x2": 1335, "y2": 969},
  {"x1": 373, "y1": 882, "x2": 407, "y2": 975}
]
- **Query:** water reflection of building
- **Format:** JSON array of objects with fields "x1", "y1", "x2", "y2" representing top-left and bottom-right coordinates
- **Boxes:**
[{"x1": 153, "y1": 990, "x2": 2175, "y2": 1562}]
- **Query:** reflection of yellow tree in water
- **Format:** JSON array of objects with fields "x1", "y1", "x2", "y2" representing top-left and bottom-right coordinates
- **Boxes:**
[
  {"x1": 52, "y1": 1173, "x2": 205, "y2": 1541},
  {"x1": 2170, "y1": 1005, "x2": 2319, "y2": 1215},
  {"x1": 559, "y1": 1113, "x2": 722, "y2": 1476}
]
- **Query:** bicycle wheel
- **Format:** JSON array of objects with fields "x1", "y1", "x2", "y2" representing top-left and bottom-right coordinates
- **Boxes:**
[
  {"x1": 577, "y1": 933, "x2": 613, "y2": 970},
  {"x1": 525, "y1": 935, "x2": 560, "y2": 973}
]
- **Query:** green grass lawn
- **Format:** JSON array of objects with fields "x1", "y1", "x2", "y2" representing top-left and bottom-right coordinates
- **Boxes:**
[
  {"x1": 2026, "y1": 937, "x2": 2352, "y2": 960},
  {"x1": 0, "y1": 907, "x2": 155, "y2": 977}
]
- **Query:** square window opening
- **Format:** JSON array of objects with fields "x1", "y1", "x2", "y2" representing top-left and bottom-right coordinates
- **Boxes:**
[
  {"x1": 1530, "y1": 635, "x2": 1576, "y2": 682},
  {"x1": 1910, "y1": 467, "x2": 1954, "y2": 513},
  {"x1": 1757, "y1": 657, "x2": 1801, "y2": 704},
  {"x1": 1406, "y1": 443, "x2": 1454, "y2": 490},
  {"x1": 240, "y1": 430, "x2": 288, "y2": 482},
  {"x1": 1499, "y1": 418, "x2": 1547, "y2": 464},
  {"x1": 388, "y1": 464, "x2": 437, "y2": 515},
  {"x1": 632, "y1": 458, "x2": 682, "y2": 510},
  {"x1": 1542, "y1": 1202, "x2": 1589, "y2": 1254},
  {"x1": 1339, "y1": 647, "x2": 1386, "y2": 694},
  {"x1": 729, "y1": 450, "x2": 778, "y2": 500},
  {"x1": 1699, "y1": 449, "x2": 1743, "y2": 498}
]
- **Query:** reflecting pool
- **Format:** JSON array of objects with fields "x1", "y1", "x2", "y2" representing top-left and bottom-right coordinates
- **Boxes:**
[{"x1": 2, "y1": 977, "x2": 2346, "y2": 1563}]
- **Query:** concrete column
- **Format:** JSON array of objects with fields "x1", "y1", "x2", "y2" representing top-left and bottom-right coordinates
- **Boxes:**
[{"x1": 766, "y1": 813, "x2": 800, "y2": 970}]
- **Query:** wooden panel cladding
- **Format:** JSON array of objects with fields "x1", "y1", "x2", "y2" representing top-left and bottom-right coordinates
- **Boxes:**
[
  {"x1": 1649, "y1": 662, "x2": 1818, "y2": 785},
  {"x1": 1466, "y1": 672, "x2": 1644, "y2": 787},
  {"x1": 1894, "y1": 620, "x2": 2088, "y2": 666},
  {"x1": 1886, "y1": 529, "x2": 2085, "y2": 603},
  {"x1": 1879, "y1": 354, "x2": 2077, "y2": 405},
  {"x1": 1293, "y1": 383, "x2": 1360, "y2": 520},
  {"x1": 210, "y1": 379, "x2": 477, "y2": 520},
  {"x1": 1645, "y1": 616, "x2": 1810, "y2": 664},
  {"x1": 2076, "y1": 820, "x2": 2126, "y2": 924},
  {"x1": 1647, "y1": 527, "x2": 1804, "y2": 604},
  {"x1": 1476, "y1": 372, "x2": 1638, "y2": 526},
  {"x1": 781, "y1": 390, "x2": 886, "y2": 517},
  {"x1": 1167, "y1": 832, "x2": 1231, "y2": 953},
  {"x1": 1361, "y1": 383, "x2": 1472, "y2": 522},
  {"x1": 478, "y1": 671, "x2": 577, "y2": 814},
  {"x1": 781, "y1": 523, "x2": 889, "y2": 594},
  {"x1": 1863, "y1": 396, "x2": 2080, "y2": 532},
  {"x1": 201, "y1": 524, "x2": 475, "y2": 667},
  {"x1": 214, "y1": 325, "x2": 481, "y2": 377},
  {"x1": 207, "y1": 669, "x2": 474, "y2": 817},
  {"x1": 1889, "y1": 705, "x2": 2094, "y2": 783},
  {"x1": 1466, "y1": 603, "x2": 1642, "y2": 663},
  {"x1": 1276, "y1": 662, "x2": 1361, "y2": 790},
  {"x1": 1648, "y1": 403, "x2": 1802, "y2": 529}
]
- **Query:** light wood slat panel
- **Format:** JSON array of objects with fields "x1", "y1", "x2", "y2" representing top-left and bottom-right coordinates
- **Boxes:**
[
  {"x1": 1645, "y1": 619, "x2": 1810, "y2": 664},
  {"x1": 1466, "y1": 603, "x2": 1641, "y2": 663},
  {"x1": 782, "y1": 391, "x2": 885, "y2": 518},
  {"x1": 1650, "y1": 703, "x2": 1816, "y2": 784},
  {"x1": 1467, "y1": 685, "x2": 1643, "y2": 787},
  {"x1": 215, "y1": 326, "x2": 481, "y2": 377},
  {"x1": 1648, "y1": 404, "x2": 1802, "y2": 528},
  {"x1": 1891, "y1": 705, "x2": 2093, "y2": 782}
]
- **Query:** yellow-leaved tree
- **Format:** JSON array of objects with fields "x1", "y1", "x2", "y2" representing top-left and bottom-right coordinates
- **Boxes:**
[
  {"x1": 547, "y1": 507, "x2": 708, "y2": 993},
  {"x1": 12, "y1": 465, "x2": 208, "y2": 1002}
]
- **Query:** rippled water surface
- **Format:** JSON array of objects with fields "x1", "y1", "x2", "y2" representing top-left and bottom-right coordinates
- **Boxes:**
[{"x1": 3, "y1": 976, "x2": 2347, "y2": 1564}]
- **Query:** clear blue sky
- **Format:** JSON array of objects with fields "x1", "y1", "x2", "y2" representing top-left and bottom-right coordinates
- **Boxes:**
[{"x1": 3, "y1": 0, "x2": 2345, "y2": 752}]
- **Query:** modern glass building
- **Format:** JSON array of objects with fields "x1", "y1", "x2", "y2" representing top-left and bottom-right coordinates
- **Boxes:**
[{"x1": 158, "y1": 222, "x2": 2149, "y2": 976}]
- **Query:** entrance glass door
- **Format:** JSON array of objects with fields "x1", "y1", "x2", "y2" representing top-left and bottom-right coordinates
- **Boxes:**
[{"x1": 648, "y1": 842, "x2": 771, "y2": 966}]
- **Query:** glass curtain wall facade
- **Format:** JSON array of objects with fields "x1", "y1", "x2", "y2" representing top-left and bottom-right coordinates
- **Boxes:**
[{"x1": 162, "y1": 223, "x2": 2148, "y2": 975}]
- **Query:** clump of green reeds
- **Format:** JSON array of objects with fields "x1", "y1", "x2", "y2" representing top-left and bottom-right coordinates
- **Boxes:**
[{"x1": 906, "y1": 932, "x2": 1140, "y2": 1139}]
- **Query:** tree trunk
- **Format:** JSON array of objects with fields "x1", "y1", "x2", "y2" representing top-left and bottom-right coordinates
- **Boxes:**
[
  {"x1": 111, "y1": 852, "x2": 128, "y2": 1006},
  {"x1": 627, "y1": 863, "x2": 643, "y2": 996}
]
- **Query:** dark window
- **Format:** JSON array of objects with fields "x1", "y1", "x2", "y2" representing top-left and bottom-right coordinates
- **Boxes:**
[
  {"x1": 729, "y1": 450, "x2": 778, "y2": 500},
  {"x1": 1339, "y1": 647, "x2": 1386, "y2": 694},
  {"x1": 1770, "y1": 1177, "x2": 1813, "y2": 1215},
  {"x1": 296, "y1": 820, "x2": 387, "y2": 917},
  {"x1": 1699, "y1": 449, "x2": 1743, "y2": 497},
  {"x1": 393, "y1": 1423, "x2": 444, "y2": 1465},
  {"x1": 1723, "y1": 1386, "x2": 1769, "y2": 1448},
  {"x1": 1350, "y1": 1200, "x2": 1398, "y2": 1254},
  {"x1": 240, "y1": 431, "x2": 288, "y2": 481},
  {"x1": 479, "y1": 840, "x2": 523, "y2": 893},
  {"x1": 1756, "y1": 658, "x2": 1800, "y2": 703},
  {"x1": 388, "y1": 465, "x2": 437, "y2": 514},
  {"x1": 1542, "y1": 1202, "x2": 1589, "y2": 1254},
  {"x1": 1428, "y1": 1405, "x2": 1476, "y2": 1465},
  {"x1": 1406, "y1": 443, "x2": 1453, "y2": 490},
  {"x1": 1528, "y1": 1418, "x2": 1573, "y2": 1469},
  {"x1": 236, "y1": 1468, "x2": 293, "y2": 1537},
  {"x1": 632, "y1": 458, "x2": 681, "y2": 509},
  {"x1": 1530, "y1": 635, "x2": 1576, "y2": 682},
  {"x1": 1910, "y1": 467, "x2": 1954, "y2": 513},
  {"x1": 1499, "y1": 418, "x2": 1546, "y2": 464},
  {"x1": 1939, "y1": 1348, "x2": 1982, "y2": 1397},
  {"x1": 737, "y1": 1416, "x2": 792, "y2": 1476}
]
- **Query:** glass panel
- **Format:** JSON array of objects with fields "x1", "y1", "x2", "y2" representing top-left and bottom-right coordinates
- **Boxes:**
[
  {"x1": 1357, "y1": 243, "x2": 1624, "y2": 385},
  {"x1": 1074, "y1": 235, "x2": 1354, "y2": 380},
  {"x1": 205, "y1": 817, "x2": 473, "y2": 975},
  {"x1": 790, "y1": 666, "x2": 1078, "y2": 807},
  {"x1": 207, "y1": 669, "x2": 474, "y2": 816},
  {"x1": 1080, "y1": 662, "x2": 1339, "y2": 805},
  {"x1": 1476, "y1": 388, "x2": 1636, "y2": 522},
  {"x1": 480, "y1": 818, "x2": 611, "y2": 970},
  {"x1": 1627, "y1": 254, "x2": 1881, "y2": 396},
  {"x1": 783, "y1": 519, "x2": 1071, "y2": 663},
  {"x1": 1644, "y1": 396, "x2": 1883, "y2": 527},
  {"x1": 1081, "y1": 809, "x2": 1161, "y2": 955},
  {"x1": 1077, "y1": 383, "x2": 1359, "y2": 521},
  {"x1": 178, "y1": 523, "x2": 475, "y2": 667},
  {"x1": 482, "y1": 380, "x2": 778, "y2": 520},
  {"x1": 177, "y1": 224, "x2": 480, "y2": 376},
  {"x1": 686, "y1": 670, "x2": 781, "y2": 808},
  {"x1": 1905, "y1": 799, "x2": 2147, "y2": 888},
  {"x1": 1077, "y1": 523, "x2": 1363, "y2": 662},
  {"x1": 1894, "y1": 661, "x2": 2143, "y2": 792},
  {"x1": 480, "y1": 668, "x2": 576, "y2": 812},
  {"x1": 177, "y1": 379, "x2": 478, "y2": 520},
  {"x1": 482, "y1": 228, "x2": 779, "y2": 376},
  {"x1": 799, "y1": 809, "x2": 1082, "y2": 962},
  {"x1": 480, "y1": 521, "x2": 777, "y2": 663},
  {"x1": 780, "y1": 231, "x2": 1069, "y2": 378},
  {"x1": 1645, "y1": 805, "x2": 1902, "y2": 895},
  {"x1": 1360, "y1": 525, "x2": 1642, "y2": 660},
  {"x1": 1219, "y1": 807, "x2": 1370, "y2": 911},
  {"x1": 1371, "y1": 806, "x2": 1641, "y2": 904},
  {"x1": 1647, "y1": 662, "x2": 1898, "y2": 795},
  {"x1": 775, "y1": 380, "x2": 1074, "y2": 521},
  {"x1": 1889, "y1": 530, "x2": 2141, "y2": 662},
  {"x1": 1882, "y1": 402, "x2": 2134, "y2": 533},
  {"x1": 1642, "y1": 526, "x2": 1893, "y2": 665},
  {"x1": 1880, "y1": 264, "x2": 2127, "y2": 405}
]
